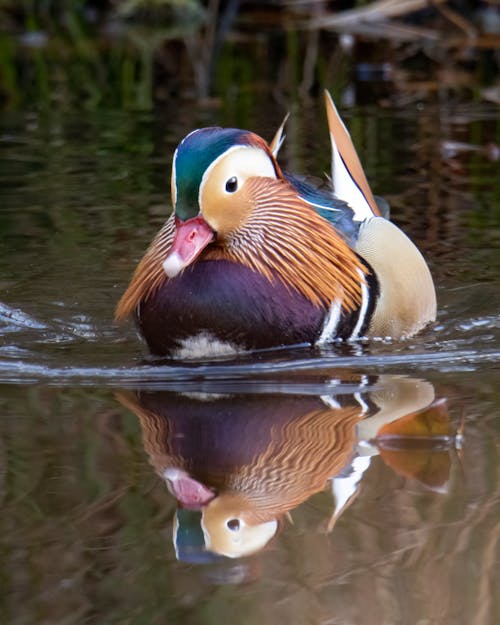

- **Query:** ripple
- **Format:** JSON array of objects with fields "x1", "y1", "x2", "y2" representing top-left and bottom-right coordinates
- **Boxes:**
[
  {"x1": 0, "y1": 346, "x2": 499, "y2": 390},
  {"x1": 0, "y1": 302, "x2": 48, "y2": 331},
  {"x1": 1, "y1": 295, "x2": 499, "y2": 389}
]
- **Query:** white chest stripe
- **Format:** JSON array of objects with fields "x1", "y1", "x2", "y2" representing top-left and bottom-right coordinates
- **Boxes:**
[
  {"x1": 316, "y1": 299, "x2": 342, "y2": 345},
  {"x1": 349, "y1": 270, "x2": 369, "y2": 340}
]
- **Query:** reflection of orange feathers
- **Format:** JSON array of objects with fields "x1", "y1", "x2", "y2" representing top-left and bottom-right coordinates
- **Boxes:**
[
  {"x1": 116, "y1": 391, "x2": 176, "y2": 473},
  {"x1": 117, "y1": 377, "x2": 453, "y2": 532},
  {"x1": 380, "y1": 448, "x2": 451, "y2": 490},
  {"x1": 227, "y1": 405, "x2": 361, "y2": 524},
  {"x1": 377, "y1": 399, "x2": 450, "y2": 439}
]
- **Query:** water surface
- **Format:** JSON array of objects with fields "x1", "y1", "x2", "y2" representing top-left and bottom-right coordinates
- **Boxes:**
[{"x1": 1, "y1": 94, "x2": 499, "y2": 624}]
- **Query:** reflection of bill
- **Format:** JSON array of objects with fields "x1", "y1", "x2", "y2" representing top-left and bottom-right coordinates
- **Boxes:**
[{"x1": 117, "y1": 375, "x2": 459, "y2": 560}]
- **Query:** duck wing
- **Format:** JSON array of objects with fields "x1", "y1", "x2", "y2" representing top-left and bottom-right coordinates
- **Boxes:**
[{"x1": 284, "y1": 171, "x2": 361, "y2": 244}]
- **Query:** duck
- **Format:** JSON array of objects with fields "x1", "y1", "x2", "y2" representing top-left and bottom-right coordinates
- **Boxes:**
[{"x1": 115, "y1": 91, "x2": 436, "y2": 358}]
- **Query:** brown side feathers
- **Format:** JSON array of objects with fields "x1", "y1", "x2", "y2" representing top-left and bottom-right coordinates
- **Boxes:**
[
  {"x1": 114, "y1": 214, "x2": 175, "y2": 321},
  {"x1": 221, "y1": 177, "x2": 366, "y2": 312}
]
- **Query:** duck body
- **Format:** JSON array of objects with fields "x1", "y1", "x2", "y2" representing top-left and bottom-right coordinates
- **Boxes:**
[
  {"x1": 138, "y1": 259, "x2": 323, "y2": 355},
  {"x1": 138, "y1": 257, "x2": 379, "y2": 356},
  {"x1": 117, "y1": 92, "x2": 436, "y2": 358}
]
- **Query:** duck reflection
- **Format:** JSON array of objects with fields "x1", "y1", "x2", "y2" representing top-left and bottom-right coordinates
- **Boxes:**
[{"x1": 117, "y1": 375, "x2": 458, "y2": 561}]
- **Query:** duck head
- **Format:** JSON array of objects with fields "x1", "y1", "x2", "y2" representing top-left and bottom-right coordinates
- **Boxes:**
[
  {"x1": 163, "y1": 127, "x2": 282, "y2": 278},
  {"x1": 201, "y1": 493, "x2": 279, "y2": 559}
]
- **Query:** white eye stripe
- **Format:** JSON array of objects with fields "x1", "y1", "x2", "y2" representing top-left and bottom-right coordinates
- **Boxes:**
[
  {"x1": 171, "y1": 147, "x2": 178, "y2": 207},
  {"x1": 198, "y1": 145, "x2": 277, "y2": 207}
]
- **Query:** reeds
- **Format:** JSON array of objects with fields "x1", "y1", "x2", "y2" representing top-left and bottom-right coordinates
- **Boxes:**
[{"x1": 0, "y1": 1, "x2": 497, "y2": 110}]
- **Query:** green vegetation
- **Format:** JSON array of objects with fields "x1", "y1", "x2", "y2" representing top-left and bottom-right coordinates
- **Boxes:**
[
  {"x1": 0, "y1": 0, "x2": 206, "y2": 109},
  {"x1": 0, "y1": 1, "x2": 498, "y2": 110}
]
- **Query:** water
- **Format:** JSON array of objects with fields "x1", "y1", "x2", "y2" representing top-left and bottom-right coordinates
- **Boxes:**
[{"x1": 1, "y1": 96, "x2": 499, "y2": 624}]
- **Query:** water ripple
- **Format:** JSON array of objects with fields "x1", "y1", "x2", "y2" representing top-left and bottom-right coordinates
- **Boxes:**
[{"x1": 0, "y1": 347, "x2": 499, "y2": 390}]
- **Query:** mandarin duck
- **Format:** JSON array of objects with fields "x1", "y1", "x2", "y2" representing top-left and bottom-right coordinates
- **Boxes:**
[
  {"x1": 116, "y1": 375, "x2": 452, "y2": 558},
  {"x1": 116, "y1": 92, "x2": 436, "y2": 358}
]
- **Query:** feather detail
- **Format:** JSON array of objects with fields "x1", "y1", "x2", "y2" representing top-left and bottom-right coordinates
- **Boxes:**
[
  {"x1": 324, "y1": 90, "x2": 380, "y2": 219},
  {"x1": 115, "y1": 214, "x2": 176, "y2": 320},
  {"x1": 116, "y1": 391, "x2": 174, "y2": 466},
  {"x1": 214, "y1": 177, "x2": 367, "y2": 312},
  {"x1": 209, "y1": 404, "x2": 361, "y2": 524},
  {"x1": 269, "y1": 113, "x2": 290, "y2": 157}
]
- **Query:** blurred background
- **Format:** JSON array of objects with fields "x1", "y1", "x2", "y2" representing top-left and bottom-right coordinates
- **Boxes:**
[{"x1": 0, "y1": 0, "x2": 498, "y2": 111}]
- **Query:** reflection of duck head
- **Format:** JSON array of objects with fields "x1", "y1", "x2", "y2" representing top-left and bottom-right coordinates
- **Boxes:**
[
  {"x1": 201, "y1": 494, "x2": 279, "y2": 559},
  {"x1": 117, "y1": 374, "x2": 453, "y2": 560}
]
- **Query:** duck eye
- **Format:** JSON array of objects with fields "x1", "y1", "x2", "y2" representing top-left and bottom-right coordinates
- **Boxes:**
[
  {"x1": 226, "y1": 518, "x2": 240, "y2": 532},
  {"x1": 225, "y1": 176, "x2": 238, "y2": 193}
]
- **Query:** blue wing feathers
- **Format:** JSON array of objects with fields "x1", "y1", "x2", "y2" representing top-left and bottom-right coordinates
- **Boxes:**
[{"x1": 284, "y1": 172, "x2": 360, "y2": 242}]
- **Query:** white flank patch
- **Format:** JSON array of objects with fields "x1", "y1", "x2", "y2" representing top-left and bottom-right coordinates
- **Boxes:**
[
  {"x1": 173, "y1": 332, "x2": 243, "y2": 360},
  {"x1": 316, "y1": 299, "x2": 342, "y2": 345},
  {"x1": 181, "y1": 392, "x2": 231, "y2": 401},
  {"x1": 348, "y1": 270, "x2": 369, "y2": 340}
]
